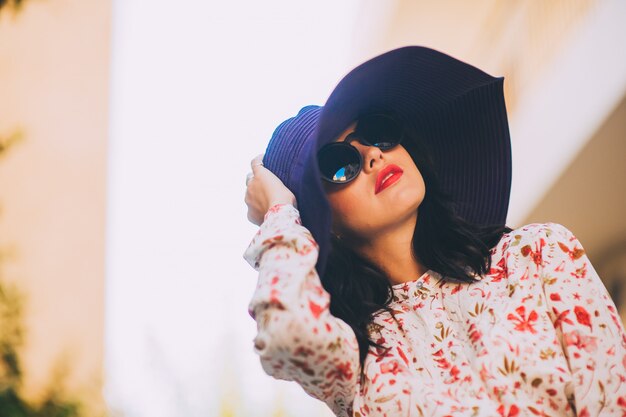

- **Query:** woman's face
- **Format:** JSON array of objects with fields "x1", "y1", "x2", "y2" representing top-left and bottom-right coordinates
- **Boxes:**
[{"x1": 323, "y1": 122, "x2": 426, "y2": 241}]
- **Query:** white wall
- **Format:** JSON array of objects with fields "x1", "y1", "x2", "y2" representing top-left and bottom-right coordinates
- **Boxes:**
[{"x1": 105, "y1": 1, "x2": 386, "y2": 416}]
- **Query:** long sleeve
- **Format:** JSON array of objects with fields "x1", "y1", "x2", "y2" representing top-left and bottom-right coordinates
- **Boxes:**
[
  {"x1": 243, "y1": 204, "x2": 360, "y2": 417},
  {"x1": 539, "y1": 222, "x2": 626, "y2": 415}
]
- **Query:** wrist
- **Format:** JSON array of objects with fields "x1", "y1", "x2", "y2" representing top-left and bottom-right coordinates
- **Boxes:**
[
  {"x1": 268, "y1": 201, "x2": 295, "y2": 211},
  {"x1": 268, "y1": 195, "x2": 296, "y2": 210}
]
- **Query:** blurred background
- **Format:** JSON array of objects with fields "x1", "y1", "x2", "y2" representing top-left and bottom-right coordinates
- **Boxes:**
[{"x1": 0, "y1": 0, "x2": 624, "y2": 416}]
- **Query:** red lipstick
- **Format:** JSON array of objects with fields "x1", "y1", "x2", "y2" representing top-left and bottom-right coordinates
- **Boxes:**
[{"x1": 375, "y1": 164, "x2": 404, "y2": 194}]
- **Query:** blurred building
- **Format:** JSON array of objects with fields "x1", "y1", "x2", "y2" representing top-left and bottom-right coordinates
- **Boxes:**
[
  {"x1": 356, "y1": 0, "x2": 626, "y2": 321},
  {"x1": 0, "y1": 1, "x2": 624, "y2": 416},
  {"x1": 0, "y1": 0, "x2": 110, "y2": 415}
]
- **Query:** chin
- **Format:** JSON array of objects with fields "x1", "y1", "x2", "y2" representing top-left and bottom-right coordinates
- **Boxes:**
[
  {"x1": 385, "y1": 188, "x2": 423, "y2": 218},
  {"x1": 393, "y1": 184, "x2": 424, "y2": 205}
]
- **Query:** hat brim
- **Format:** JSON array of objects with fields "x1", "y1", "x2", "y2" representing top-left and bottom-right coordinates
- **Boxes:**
[{"x1": 298, "y1": 46, "x2": 512, "y2": 277}]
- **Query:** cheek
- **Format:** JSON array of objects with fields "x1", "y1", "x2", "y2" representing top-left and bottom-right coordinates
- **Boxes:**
[
  {"x1": 404, "y1": 170, "x2": 426, "y2": 206},
  {"x1": 327, "y1": 188, "x2": 367, "y2": 231}
]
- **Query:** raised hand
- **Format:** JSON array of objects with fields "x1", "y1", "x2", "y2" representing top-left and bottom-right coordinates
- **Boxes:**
[{"x1": 244, "y1": 154, "x2": 297, "y2": 226}]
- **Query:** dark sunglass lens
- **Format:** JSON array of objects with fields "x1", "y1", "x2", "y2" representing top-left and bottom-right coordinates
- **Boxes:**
[
  {"x1": 318, "y1": 144, "x2": 361, "y2": 183},
  {"x1": 357, "y1": 114, "x2": 402, "y2": 149},
  {"x1": 331, "y1": 163, "x2": 360, "y2": 182}
]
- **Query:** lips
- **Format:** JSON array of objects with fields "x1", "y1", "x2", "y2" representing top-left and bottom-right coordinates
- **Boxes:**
[{"x1": 375, "y1": 164, "x2": 404, "y2": 194}]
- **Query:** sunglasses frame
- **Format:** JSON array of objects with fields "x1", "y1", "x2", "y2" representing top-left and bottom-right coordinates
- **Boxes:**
[{"x1": 317, "y1": 114, "x2": 404, "y2": 184}]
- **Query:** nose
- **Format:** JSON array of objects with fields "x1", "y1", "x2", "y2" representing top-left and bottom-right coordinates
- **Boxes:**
[{"x1": 352, "y1": 142, "x2": 383, "y2": 174}]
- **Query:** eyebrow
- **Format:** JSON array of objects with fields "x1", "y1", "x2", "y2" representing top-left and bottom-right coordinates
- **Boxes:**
[{"x1": 342, "y1": 131, "x2": 358, "y2": 143}]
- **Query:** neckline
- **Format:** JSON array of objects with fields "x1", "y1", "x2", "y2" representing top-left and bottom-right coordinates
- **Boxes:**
[{"x1": 391, "y1": 269, "x2": 435, "y2": 291}]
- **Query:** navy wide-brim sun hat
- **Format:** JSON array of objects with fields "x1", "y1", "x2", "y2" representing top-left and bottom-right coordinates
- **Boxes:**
[{"x1": 263, "y1": 46, "x2": 512, "y2": 278}]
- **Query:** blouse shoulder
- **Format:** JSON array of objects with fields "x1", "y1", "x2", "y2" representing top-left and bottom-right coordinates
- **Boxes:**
[
  {"x1": 504, "y1": 222, "x2": 576, "y2": 245},
  {"x1": 498, "y1": 222, "x2": 585, "y2": 274}
]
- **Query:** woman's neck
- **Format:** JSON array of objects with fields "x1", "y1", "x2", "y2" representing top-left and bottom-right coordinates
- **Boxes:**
[{"x1": 350, "y1": 217, "x2": 427, "y2": 286}]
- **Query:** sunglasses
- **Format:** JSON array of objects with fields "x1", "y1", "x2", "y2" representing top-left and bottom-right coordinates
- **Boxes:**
[{"x1": 317, "y1": 114, "x2": 404, "y2": 183}]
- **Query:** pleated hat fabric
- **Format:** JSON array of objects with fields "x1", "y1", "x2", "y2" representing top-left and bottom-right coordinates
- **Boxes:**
[{"x1": 263, "y1": 46, "x2": 512, "y2": 277}]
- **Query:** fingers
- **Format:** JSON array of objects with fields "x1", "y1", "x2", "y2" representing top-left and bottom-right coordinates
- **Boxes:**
[
  {"x1": 244, "y1": 182, "x2": 263, "y2": 226},
  {"x1": 245, "y1": 172, "x2": 254, "y2": 187},
  {"x1": 246, "y1": 154, "x2": 264, "y2": 189},
  {"x1": 250, "y1": 153, "x2": 264, "y2": 175}
]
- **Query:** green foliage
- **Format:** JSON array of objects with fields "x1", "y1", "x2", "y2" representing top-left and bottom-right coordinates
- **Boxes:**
[
  {"x1": 0, "y1": 133, "x2": 86, "y2": 417},
  {"x1": 0, "y1": 277, "x2": 84, "y2": 417},
  {"x1": 0, "y1": 0, "x2": 25, "y2": 12},
  {"x1": 0, "y1": 131, "x2": 24, "y2": 157}
]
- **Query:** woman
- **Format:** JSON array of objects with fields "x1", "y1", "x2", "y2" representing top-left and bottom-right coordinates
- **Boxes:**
[{"x1": 243, "y1": 47, "x2": 626, "y2": 416}]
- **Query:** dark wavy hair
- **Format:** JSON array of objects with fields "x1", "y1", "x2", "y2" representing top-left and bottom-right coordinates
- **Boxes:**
[{"x1": 319, "y1": 115, "x2": 513, "y2": 383}]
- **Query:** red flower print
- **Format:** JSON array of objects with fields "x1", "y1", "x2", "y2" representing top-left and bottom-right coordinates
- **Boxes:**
[
  {"x1": 609, "y1": 311, "x2": 624, "y2": 332},
  {"x1": 412, "y1": 301, "x2": 425, "y2": 310},
  {"x1": 469, "y1": 286, "x2": 488, "y2": 298},
  {"x1": 468, "y1": 323, "x2": 483, "y2": 344},
  {"x1": 564, "y1": 330, "x2": 598, "y2": 353},
  {"x1": 293, "y1": 346, "x2": 315, "y2": 357},
  {"x1": 308, "y1": 299, "x2": 324, "y2": 319},
  {"x1": 269, "y1": 288, "x2": 282, "y2": 305},
  {"x1": 326, "y1": 360, "x2": 353, "y2": 382},
  {"x1": 246, "y1": 214, "x2": 626, "y2": 417},
  {"x1": 432, "y1": 349, "x2": 451, "y2": 369},
  {"x1": 479, "y1": 363, "x2": 494, "y2": 382},
  {"x1": 372, "y1": 337, "x2": 393, "y2": 362},
  {"x1": 380, "y1": 359, "x2": 403, "y2": 375},
  {"x1": 262, "y1": 234, "x2": 284, "y2": 246},
  {"x1": 552, "y1": 307, "x2": 574, "y2": 330},
  {"x1": 586, "y1": 357, "x2": 596, "y2": 370},
  {"x1": 574, "y1": 305, "x2": 593, "y2": 331},
  {"x1": 571, "y1": 264, "x2": 587, "y2": 279},
  {"x1": 519, "y1": 266, "x2": 530, "y2": 281},
  {"x1": 558, "y1": 241, "x2": 585, "y2": 261},
  {"x1": 520, "y1": 238, "x2": 545, "y2": 267},
  {"x1": 489, "y1": 256, "x2": 507, "y2": 282},
  {"x1": 450, "y1": 365, "x2": 460, "y2": 378},
  {"x1": 299, "y1": 243, "x2": 314, "y2": 256},
  {"x1": 507, "y1": 305, "x2": 538, "y2": 333},
  {"x1": 396, "y1": 346, "x2": 409, "y2": 366},
  {"x1": 288, "y1": 358, "x2": 315, "y2": 376},
  {"x1": 443, "y1": 365, "x2": 462, "y2": 384},
  {"x1": 268, "y1": 205, "x2": 283, "y2": 214},
  {"x1": 554, "y1": 260, "x2": 566, "y2": 272},
  {"x1": 497, "y1": 404, "x2": 520, "y2": 417},
  {"x1": 617, "y1": 396, "x2": 626, "y2": 416}
]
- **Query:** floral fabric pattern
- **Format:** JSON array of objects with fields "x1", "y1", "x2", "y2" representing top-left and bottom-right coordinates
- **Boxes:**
[{"x1": 244, "y1": 204, "x2": 626, "y2": 417}]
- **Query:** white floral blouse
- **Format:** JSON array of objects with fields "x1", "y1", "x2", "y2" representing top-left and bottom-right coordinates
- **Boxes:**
[{"x1": 244, "y1": 204, "x2": 626, "y2": 417}]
